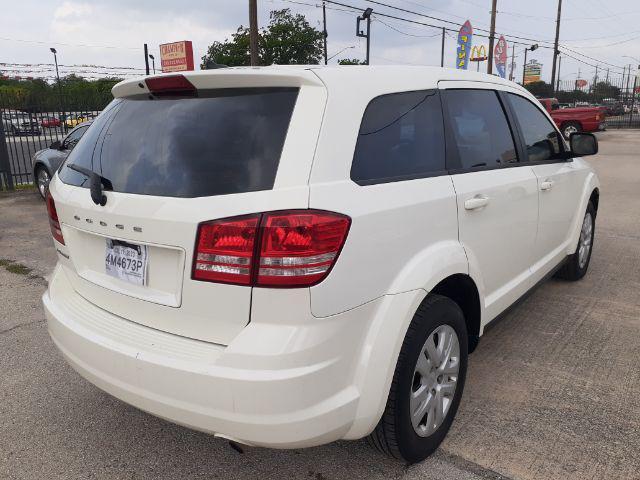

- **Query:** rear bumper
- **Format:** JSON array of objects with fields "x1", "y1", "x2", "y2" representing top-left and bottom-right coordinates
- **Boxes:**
[{"x1": 43, "y1": 264, "x2": 406, "y2": 448}]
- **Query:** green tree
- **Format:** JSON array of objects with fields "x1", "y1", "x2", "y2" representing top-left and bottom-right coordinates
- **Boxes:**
[
  {"x1": 524, "y1": 81, "x2": 553, "y2": 98},
  {"x1": 338, "y1": 58, "x2": 364, "y2": 65},
  {"x1": 592, "y1": 81, "x2": 620, "y2": 100},
  {"x1": 200, "y1": 9, "x2": 323, "y2": 68}
]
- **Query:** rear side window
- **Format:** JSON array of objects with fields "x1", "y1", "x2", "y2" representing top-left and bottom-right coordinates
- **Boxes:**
[
  {"x1": 60, "y1": 88, "x2": 298, "y2": 198},
  {"x1": 351, "y1": 90, "x2": 445, "y2": 185},
  {"x1": 443, "y1": 89, "x2": 518, "y2": 170},
  {"x1": 506, "y1": 93, "x2": 564, "y2": 163}
]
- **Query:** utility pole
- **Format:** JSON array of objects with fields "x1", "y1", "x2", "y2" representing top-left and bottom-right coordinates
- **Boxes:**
[
  {"x1": 629, "y1": 66, "x2": 638, "y2": 127},
  {"x1": 487, "y1": 0, "x2": 497, "y2": 74},
  {"x1": 575, "y1": 67, "x2": 580, "y2": 91},
  {"x1": 509, "y1": 43, "x2": 515, "y2": 81},
  {"x1": 556, "y1": 54, "x2": 562, "y2": 92},
  {"x1": 440, "y1": 27, "x2": 445, "y2": 67},
  {"x1": 622, "y1": 65, "x2": 628, "y2": 103},
  {"x1": 605, "y1": 67, "x2": 609, "y2": 84},
  {"x1": 249, "y1": 0, "x2": 259, "y2": 66},
  {"x1": 550, "y1": 0, "x2": 562, "y2": 92},
  {"x1": 322, "y1": 2, "x2": 328, "y2": 65},
  {"x1": 144, "y1": 43, "x2": 150, "y2": 75},
  {"x1": 356, "y1": 8, "x2": 373, "y2": 65}
]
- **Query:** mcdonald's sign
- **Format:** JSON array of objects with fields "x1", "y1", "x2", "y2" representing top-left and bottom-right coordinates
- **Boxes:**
[
  {"x1": 456, "y1": 20, "x2": 473, "y2": 70},
  {"x1": 470, "y1": 45, "x2": 487, "y2": 62}
]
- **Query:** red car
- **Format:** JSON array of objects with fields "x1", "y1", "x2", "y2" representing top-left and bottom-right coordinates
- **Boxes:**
[
  {"x1": 40, "y1": 116, "x2": 61, "y2": 128},
  {"x1": 538, "y1": 98, "x2": 605, "y2": 139}
]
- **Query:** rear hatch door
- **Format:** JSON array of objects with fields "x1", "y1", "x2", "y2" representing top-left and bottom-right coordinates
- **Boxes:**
[{"x1": 51, "y1": 70, "x2": 327, "y2": 345}]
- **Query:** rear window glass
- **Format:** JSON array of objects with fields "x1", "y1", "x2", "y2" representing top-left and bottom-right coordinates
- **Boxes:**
[{"x1": 59, "y1": 88, "x2": 298, "y2": 198}]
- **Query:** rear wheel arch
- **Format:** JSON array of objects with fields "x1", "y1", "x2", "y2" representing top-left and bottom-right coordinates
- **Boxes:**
[
  {"x1": 589, "y1": 188, "x2": 599, "y2": 217},
  {"x1": 430, "y1": 274, "x2": 481, "y2": 353}
]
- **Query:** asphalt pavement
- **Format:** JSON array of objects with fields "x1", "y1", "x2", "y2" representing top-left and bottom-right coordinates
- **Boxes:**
[{"x1": 0, "y1": 130, "x2": 639, "y2": 480}]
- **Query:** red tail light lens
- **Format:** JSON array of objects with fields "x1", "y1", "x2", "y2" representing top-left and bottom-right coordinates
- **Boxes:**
[
  {"x1": 145, "y1": 75, "x2": 196, "y2": 97},
  {"x1": 193, "y1": 214, "x2": 260, "y2": 285},
  {"x1": 257, "y1": 211, "x2": 351, "y2": 287},
  {"x1": 192, "y1": 210, "x2": 350, "y2": 287},
  {"x1": 46, "y1": 191, "x2": 65, "y2": 245}
]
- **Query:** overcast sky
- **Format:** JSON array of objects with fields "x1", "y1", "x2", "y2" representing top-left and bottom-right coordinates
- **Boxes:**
[{"x1": 1, "y1": 0, "x2": 639, "y2": 84}]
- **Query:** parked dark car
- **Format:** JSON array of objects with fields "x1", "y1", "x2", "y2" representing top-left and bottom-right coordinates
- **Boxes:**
[
  {"x1": 3, "y1": 113, "x2": 41, "y2": 136},
  {"x1": 32, "y1": 121, "x2": 91, "y2": 198},
  {"x1": 604, "y1": 102, "x2": 625, "y2": 117}
]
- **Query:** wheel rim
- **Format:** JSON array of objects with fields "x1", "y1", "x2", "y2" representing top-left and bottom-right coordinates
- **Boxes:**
[
  {"x1": 410, "y1": 324, "x2": 460, "y2": 437},
  {"x1": 37, "y1": 169, "x2": 50, "y2": 197},
  {"x1": 578, "y1": 211, "x2": 593, "y2": 269},
  {"x1": 564, "y1": 125, "x2": 578, "y2": 137}
]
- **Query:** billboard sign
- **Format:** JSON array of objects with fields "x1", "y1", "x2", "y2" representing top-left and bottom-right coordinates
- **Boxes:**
[
  {"x1": 456, "y1": 20, "x2": 473, "y2": 70},
  {"x1": 494, "y1": 35, "x2": 507, "y2": 78},
  {"x1": 160, "y1": 41, "x2": 194, "y2": 72},
  {"x1": 524, "y1": 59, "x2": 542, "y2": 84},
  {"x1": 575, "y1": 79, "x2": 588, "y2": 89}
]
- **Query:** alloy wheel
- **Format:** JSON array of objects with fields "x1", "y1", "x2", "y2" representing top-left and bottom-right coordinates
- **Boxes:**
[
  {"x1": 37, "y1": 169, "x2": 50, "y2": 198},
  {"x1": 578, "y1": 211, "x2": 593, "y2": 269},
  {"x1": 410, "y1": 324, "x2": 460, "y2": 437}
]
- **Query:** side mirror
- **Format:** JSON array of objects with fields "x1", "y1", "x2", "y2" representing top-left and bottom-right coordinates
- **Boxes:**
[
  {"x1": 49, "y1": 140, "x2": 62, "y2": 150},
  {"x1": 570, "y1": 132, "x2": 598, "y2": 157}
]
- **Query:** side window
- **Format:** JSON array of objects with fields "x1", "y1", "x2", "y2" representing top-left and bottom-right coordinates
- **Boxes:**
[
  {"x1": 507, "y1": 94, "x2": 564, "y2": 163},
  {"x1": 63, "y1": 126, "x2": 88, "y2": 150},
  {"x1": 351, "y1": 89, "x2": 445, "y2": 184},
  {"x1": 443, "y1": 89, "x2": 518, "y2": 170}
]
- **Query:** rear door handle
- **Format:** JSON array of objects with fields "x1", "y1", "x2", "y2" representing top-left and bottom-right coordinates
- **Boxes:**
[
  {"x1": 464, "y1": 195, "x2": 490, "y2": 210},
  {"x1": 540, "y1": 180, "x2": 554, "y2": 191}
]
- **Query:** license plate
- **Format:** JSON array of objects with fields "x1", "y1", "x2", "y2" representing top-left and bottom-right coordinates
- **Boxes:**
[{"x1": 105, "y1": 239, "x2": 148, "y2": 286}]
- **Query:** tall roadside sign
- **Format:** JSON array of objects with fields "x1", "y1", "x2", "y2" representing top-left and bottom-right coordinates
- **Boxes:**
[
  {"x1": 159, "y1": 41, "x2": 195, "y2": 73},
  {"x1": 456, "y1": 21, "x2": 473, "y2": 70},
  {"x1": 494, "y1": 35, "x2": 507, "y2": 78},
  {"x1": 524, "y1": 60, "x2": 542, "y2": 84}
]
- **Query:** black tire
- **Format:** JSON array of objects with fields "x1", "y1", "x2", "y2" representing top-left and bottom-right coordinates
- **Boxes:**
[
  {"x1": 562, "y1": 121, "x2": 581, "y2": 140},
  {"x1": 555, "y1": 201, "x2": 595, "y2": 281},
  {"x1": 368, "y1": 294, "x2": 468, "y2": 464},
  {"x1": 34, "y1": 166, "x2": 51, "y2": 200}
]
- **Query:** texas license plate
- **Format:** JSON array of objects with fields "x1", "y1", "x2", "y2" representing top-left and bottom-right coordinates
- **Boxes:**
[{"x1": 105, "y1": 239, "x2": 148, "y2": 286}]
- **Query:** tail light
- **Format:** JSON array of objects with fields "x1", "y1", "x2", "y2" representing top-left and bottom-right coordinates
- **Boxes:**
[
  {"x1": 193, "y1": 210, "x2": 351, "y2": 288},
  {"x1": 145, "y1": 75, "x2": 196, "y2": 97},
  {"x1": 46, "y1": 191, "x2": 65, "y2": 245}
]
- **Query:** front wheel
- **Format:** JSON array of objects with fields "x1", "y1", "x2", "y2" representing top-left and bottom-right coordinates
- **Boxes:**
[
  {"x1": 368, "y1": 294, "x2": 468, "y2": 464},
  {"x1": 35, "y1": 167, "x2": 51, "y2": 199},
  {"x1": 555, "y1": 201, "x2": 595, "y2": 281}
]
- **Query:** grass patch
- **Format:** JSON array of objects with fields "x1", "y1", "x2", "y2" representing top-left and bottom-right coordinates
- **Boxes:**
[{"x1": 0, "y1": 259, "x2": 32, "y2": 275}]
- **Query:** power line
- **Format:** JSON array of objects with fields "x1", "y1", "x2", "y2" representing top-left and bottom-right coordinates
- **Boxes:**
[
  {"x1": 374, "y1": 16, "x2": 442, "y2": 38},
  {"x1": 0, "y1": 37, "x2": 139, "y2": 51}
]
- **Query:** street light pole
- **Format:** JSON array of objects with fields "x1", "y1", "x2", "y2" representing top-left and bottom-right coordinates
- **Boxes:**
[
  {"x1": 521, "y1": 44, "x2": 538, "y2": 85},
  {"x1": 50, "y1": 48, "x2": 60, "y2": 85},
  {"x1": 356, "y1": 8, "x2": 373, "y2": 65}
]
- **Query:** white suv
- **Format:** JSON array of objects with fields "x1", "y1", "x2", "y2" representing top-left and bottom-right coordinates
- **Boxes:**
[{"x1": 43, "y1": 66, "x2": 600, "y2": 463}]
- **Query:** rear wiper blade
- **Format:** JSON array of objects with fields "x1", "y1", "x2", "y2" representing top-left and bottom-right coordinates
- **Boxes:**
[{"x1": 67, "y1": 164, "x2": 113, "y2": 206}]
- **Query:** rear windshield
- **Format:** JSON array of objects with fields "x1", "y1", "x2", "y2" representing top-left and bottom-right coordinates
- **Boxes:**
[{"x1": 59, "y1": 88, "x2": 299, "y2": 198}]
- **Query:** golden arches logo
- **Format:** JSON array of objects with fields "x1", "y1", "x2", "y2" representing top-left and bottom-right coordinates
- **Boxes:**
[{"x1": 470, "y1": 45, "x2": 487, "y2": 61}]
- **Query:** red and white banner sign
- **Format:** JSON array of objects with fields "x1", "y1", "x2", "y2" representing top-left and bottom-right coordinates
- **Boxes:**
[{"x1": 159, "y1": 41, "x2": 194, "y2": 72}]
